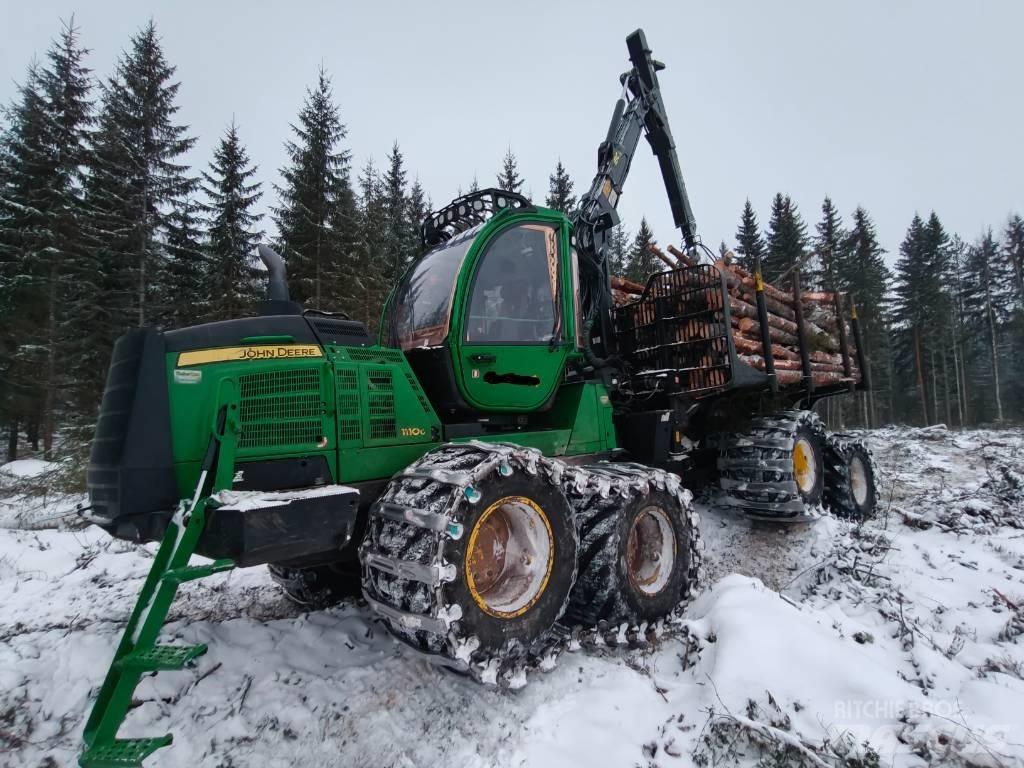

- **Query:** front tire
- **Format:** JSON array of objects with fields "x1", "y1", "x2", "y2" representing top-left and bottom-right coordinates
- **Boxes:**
[
  {"x1": 446, "y1": 473, "x2": 578, "y2": 658},
  {"x1": 360, "y1": 443, "x2": 578, "y2": 685}
]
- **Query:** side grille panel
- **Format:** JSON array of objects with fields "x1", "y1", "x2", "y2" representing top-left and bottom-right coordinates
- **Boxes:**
[
  {"x1": 403, "y1": 371, "x2": 432, "y2": 415},
  {"x1": 238, "y1": 368, "x2": 324, "y2": 450},
  {"x1": 366, "y1": 367, "x2": 397, "y2": 441},
  {"x1": 336, "y1": 366, "x2": 361, "y2": 443}
]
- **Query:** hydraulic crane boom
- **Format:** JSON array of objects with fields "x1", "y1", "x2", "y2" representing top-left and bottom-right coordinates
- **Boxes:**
[{"x1": 571, "y1": 29, "x2": 699, "y2": 360}]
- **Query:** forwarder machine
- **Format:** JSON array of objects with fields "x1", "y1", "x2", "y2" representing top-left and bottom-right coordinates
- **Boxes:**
[{"x1": 79, "y1": 29, "x2": 877, "y2": 767}]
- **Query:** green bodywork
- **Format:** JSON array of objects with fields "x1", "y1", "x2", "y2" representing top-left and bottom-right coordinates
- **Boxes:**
[{"x1": 166, "y1": 205, "x2": 616, "y2": 499}]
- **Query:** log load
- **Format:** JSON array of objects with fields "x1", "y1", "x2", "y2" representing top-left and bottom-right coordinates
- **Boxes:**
[
  {"x1": 613, "y1": 241, "x2": 864, "y2": 394},
  {"x1": 715, "y1": 254, "x2": 860, "y2": 388},
  {"x1": 617, "y1": 247, "x2": 863, "y2": 392}
]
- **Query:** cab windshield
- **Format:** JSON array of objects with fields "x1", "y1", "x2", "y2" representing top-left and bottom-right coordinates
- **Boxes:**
[{"x1": 387, "y1": 225, "x2": 480, "y2": 350}]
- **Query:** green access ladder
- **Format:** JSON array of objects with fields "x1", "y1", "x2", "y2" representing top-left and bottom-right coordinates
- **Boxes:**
[{"x1": 80, "y1": 405, "x2": 239, "y2": 767}]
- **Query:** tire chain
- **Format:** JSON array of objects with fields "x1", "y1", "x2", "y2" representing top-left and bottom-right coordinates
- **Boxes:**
[
  {"x1": 716, "y1": 409, "x2": 827, "y2": 519},
  {"x1": 822, "y1": 432, "x2": 880, "y2": 520},
  {"x1": 360, "y1": 442, "x2": 702, "y2": 688}
]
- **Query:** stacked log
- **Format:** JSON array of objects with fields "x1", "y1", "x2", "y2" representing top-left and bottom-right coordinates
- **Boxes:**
[
  {"x1": 612, "y1": 245, "x2": 862, "y2": 390},
  {"x1": 715, "y1": 251, "x2": 860, "y2": 388}
]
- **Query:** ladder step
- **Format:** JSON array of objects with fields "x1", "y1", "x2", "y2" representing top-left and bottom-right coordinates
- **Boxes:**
[
  {"x1": 161, "y1": 558, "x2": 234, "y2": 584},
  {"x1": 78, "y1": 735, "x2": 172, "y2": 767},
  {"x1": 119, "y1": 644, "x2": 207, "y2": 673}
]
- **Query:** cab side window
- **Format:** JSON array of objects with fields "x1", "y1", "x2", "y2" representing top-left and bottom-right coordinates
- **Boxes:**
[{"x1": 465, "y1": 223, "x2": 560, "y2": 344}]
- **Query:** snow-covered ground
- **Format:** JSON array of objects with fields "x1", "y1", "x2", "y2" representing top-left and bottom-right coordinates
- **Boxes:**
[
  {"x1": 3, "y1": 427, "x2": 1024, "y2": 768},
  {"x1": 0, "y1": 458, "x2": 83, "y2": 531}
]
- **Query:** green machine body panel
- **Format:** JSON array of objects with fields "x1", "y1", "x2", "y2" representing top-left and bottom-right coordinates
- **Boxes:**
[
  {"x1": 166, "y1": 343, "x2": 615, "y2": 496},
  {"x1": 166, "y1": 343, "x2": 444, "y2": 495}
]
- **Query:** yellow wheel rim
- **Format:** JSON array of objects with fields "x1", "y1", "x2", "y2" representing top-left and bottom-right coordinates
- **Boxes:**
[
  {"x1": 793, "y1": 437, "x2": 817, "y2": 495},
  {"x1": 465, "y1": 495, "x2": 554, "y2": 619}
]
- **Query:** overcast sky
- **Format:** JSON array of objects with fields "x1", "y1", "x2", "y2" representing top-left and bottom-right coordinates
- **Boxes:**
[{"x1": 4, "y1": 0, "x2": 1022, "y2": 265}]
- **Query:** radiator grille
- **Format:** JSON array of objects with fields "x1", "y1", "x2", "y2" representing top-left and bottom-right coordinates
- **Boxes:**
[
  {"x1": 367, "y1": 368, "x2": 397, "y2": 440},
  {"x1": 613, "y1": 265, "x2": 733, "y2": 397},
  {"x1": 336, "y1": 367, "x2": 361, "y2": 442},
  {"x1": 238, "y1": 368, "x2": 323, "y2": 449}
]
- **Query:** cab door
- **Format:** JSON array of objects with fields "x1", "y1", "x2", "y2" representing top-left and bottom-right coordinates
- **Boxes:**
[{"x1": 452, "y1": 219, "x2": 570, "y2": 412}]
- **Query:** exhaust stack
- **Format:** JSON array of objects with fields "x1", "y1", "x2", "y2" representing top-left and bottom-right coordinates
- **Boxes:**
[
  {"x1": 257, "y1": 244, "x2": 290, "y2": 302},
  {"x1": 255, "y1": 244, "x2": 301, "y2": 315}
]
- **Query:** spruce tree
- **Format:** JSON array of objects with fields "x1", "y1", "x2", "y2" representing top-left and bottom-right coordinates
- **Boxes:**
[
  {"x1": 961, "y1": 230, "x2": 1013, "y2": 423},
  {"x1": 72, "y1": 22, "x2": 195, "y2": 442},
  {"x1": 840, "y1": 207, "x2": 891, "y2": 426},
  {"x1": 894, "y1": 212, "x2": 953, "y2": 424},
  {"x1": 0, "y1": 64, "x2": 50, "y2": 460},
  {"x1": 272, "y1": 67, "x2": 357, "y2": 310},
  {"x1": 496, "y1": 147, "x2": 524, "y2": 195},
  {"x1": 161, "y1": 199, "x2": 207, "y2": 327},
  {"x1": 624, "y1": 218, "x2": 657, "y2": 283},
  {"x1": 37, "y1": 20, "x2": 93, "y2": 455},
  {"x1": 946, "y1": 234, "x2": 971, "y2": 424},
  {"x1": 764, "y1": 193, "x2": 808, "y2": 283},
  {"x1": 380, "y1": 141, "x2": 411, "y2": 286},
  {"x1": 202, "y1": 120, "x2": 262, "y2": 321},
  {"x1": 545, "y1": 160, "x2": 575, "y2": 213},
  {"x1": 892, "y1": 214, "x2": 932, "y2": 423},
  {"x1": 813, "y1": 197, "x2": 845, "y2": 290},
  {"x1": 999, "y1": 220, "x2": 1024, "y2": 420},
  {"x1": 734, "y1": 198, "x2": 766, "y2": 273},
  {"x1": 83, "y1": 21, "x2": 197, "y2": 329},
  {"x1": 406, "y1": 177, "x2": 428, "y2": 261},
  {"x1": 1003, "y1": 214, "x2": 1024, "y2": 302},
  {"x1": 1, "y1": 21, "x2": 94, "y2": 457},
  {"x1": 350, "y1": 157, "x2": 388, "y2": 327}
]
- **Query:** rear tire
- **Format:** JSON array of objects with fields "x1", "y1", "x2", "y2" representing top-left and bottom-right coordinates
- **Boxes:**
[
  {"x1": 824, "y1": 433, "x2": 878, "y2": 521},
  {"x1": 565, "y1": 471, "x2": 698, "y2": 627},
  {"x1": 792, "y1": 420, "x2": 825, "y2": 507},
  {"x1": 718, "y1": 409, "x2": 826, "y2": 520}
]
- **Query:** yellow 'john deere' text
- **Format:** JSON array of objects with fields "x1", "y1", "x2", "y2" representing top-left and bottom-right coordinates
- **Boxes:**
[{"x1": 176, "y1": 345, "x2": 323, "y2": 367}]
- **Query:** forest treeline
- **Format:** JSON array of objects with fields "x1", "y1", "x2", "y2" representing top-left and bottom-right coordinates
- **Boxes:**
[{"x1": 1, "y1": 20, "x2": 1021, "y2": 464}]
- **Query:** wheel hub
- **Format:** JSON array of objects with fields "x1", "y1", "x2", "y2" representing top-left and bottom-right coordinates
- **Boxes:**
[
  {"x1": 625, "y1": 506, "x2": 676, "y2": 596},
  {"x1": 850, "y1": 455, "x2": 869, "y2": 506},
  {"x1": 465, "y1": 496, "x2": 554, "y2": 618},
  {"x1": 793, "y1": 437, "x2": 817, "y2": 495}
]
